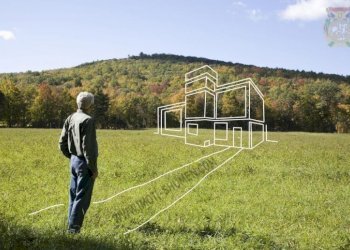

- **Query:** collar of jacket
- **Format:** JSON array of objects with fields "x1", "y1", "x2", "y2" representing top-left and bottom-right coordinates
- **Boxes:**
[{"x1": 77, "y1": 109, "x2": 86, "y2": 114}]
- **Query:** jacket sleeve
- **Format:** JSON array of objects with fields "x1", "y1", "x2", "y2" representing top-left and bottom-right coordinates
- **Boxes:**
[
  {"x1": 82, "y1": 118, "x2": 98, "y2": 173},
  {"x1": 59, "y1": 117, "x2": 71, "y2": 159}
]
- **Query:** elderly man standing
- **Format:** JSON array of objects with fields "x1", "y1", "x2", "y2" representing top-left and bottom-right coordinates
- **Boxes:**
[{"x1": 59, "y1": 92, "x2": 98, "y2": 234}]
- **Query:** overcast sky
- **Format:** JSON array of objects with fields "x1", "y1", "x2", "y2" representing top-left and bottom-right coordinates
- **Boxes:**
[{"x1": 0, "y1": 0, "x2": 349, "y2": 75}]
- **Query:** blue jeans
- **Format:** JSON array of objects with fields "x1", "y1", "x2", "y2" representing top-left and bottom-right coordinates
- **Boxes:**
[{"x1": 68, "y1": 155, "x2": 95, "y2": 231}]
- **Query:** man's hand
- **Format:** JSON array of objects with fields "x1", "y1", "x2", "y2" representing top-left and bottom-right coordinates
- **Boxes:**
[{"x1": 91, "y1": 170, "x2": 98, "y2": 180}]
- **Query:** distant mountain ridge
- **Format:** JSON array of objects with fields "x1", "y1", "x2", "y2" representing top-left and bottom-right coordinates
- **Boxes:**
[
  {"x1": 73, "y1": 53, "x2": 349, "y2": 83},
  {"x1": 1, "y1": 53, "x2": 347, "y2": 83}
]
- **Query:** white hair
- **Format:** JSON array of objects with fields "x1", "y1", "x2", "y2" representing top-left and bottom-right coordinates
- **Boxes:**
[{"x1": 76, "y1": 92, "x2": 94, "y2": 110}]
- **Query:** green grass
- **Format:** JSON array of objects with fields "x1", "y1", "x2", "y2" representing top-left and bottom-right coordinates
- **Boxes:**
[{"x1": 0, "y1": 129, "x2": 349, "y2": 249}]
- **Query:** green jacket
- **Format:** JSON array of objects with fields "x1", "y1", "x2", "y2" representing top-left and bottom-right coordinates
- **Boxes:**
[{"x1": 59, "y1": 109, "x2": 98, "y2": 173}]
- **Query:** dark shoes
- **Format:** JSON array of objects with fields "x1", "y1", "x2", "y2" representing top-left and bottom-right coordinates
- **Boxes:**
[{"x1": 67, "y1": 225, "x2": 81, "y2": 234}]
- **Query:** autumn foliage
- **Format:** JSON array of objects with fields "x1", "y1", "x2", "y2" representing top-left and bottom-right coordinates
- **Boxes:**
[{"x1": 0, "y1": 53, "x2": 349, "y2": 132}]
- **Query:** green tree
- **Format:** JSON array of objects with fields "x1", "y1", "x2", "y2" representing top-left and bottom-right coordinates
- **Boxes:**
[
  {"x1": 0, "y1": 90, "x2": 5, "y2": 123},
  {"x1": 55, "y1": 87, "x2": 75, "y2": 127},
  {"x1": 115, "y1": 92, "x2": 149, "y2": 129},
  {"x1": 92, "y1": 89, "x2": 109, "y2": 128},
  {"x1": 30, "y1": 84, "x2": 57, "y2": 127},
  {"x1": 145, "y1": 95, "x2": 162, "y2": 127},
  {"x1": 0, "y1": 79, "x2": 23, "y2": 127},
  {"x1": 17, "y1": 83, "x2": 36, "y2": 127},
  {"x1": 294, "y1": 81, "x2": 339, "y2": 132},
  {"x1": 108, "y1": 93, "x2": 128, "y2": 129},
  {"x1": 266, "y1": 82, "x2": 298, "y2": 131}
]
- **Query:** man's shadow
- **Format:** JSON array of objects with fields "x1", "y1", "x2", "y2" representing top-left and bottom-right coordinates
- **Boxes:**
[{"x1": 0, "y1": 214, "x2": 134, "y2": 250}]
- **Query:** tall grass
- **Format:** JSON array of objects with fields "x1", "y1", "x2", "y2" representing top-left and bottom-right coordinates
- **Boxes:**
[{"x1": 0, "y1": 129, "x2": 349, "y2": 249}]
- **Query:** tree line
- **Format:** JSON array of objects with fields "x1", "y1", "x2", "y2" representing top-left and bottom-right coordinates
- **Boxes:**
[{"x1": 0, "y1": 53, "x2": 349, "y2": 132}]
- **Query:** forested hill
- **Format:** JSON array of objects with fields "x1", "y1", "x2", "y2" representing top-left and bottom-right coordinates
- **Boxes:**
[{"x1": 0, "y1": 53, "x2": 349, "y2": 132}]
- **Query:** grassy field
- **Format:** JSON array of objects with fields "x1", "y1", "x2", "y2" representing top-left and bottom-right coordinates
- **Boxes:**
[{"x1": 0, "y1": 129, "x2": 349, "y2": 249}]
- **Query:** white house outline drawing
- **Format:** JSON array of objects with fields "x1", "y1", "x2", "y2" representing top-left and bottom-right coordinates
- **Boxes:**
[{"x1": 156, "y1": 65, "x2": 267, "y2": 149}]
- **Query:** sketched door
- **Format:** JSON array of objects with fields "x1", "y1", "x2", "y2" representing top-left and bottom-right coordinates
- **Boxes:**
[{"x1": 232, "y1": 127, "x2": 242, "y2": 148}]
